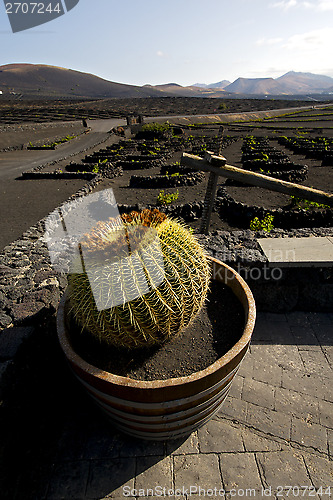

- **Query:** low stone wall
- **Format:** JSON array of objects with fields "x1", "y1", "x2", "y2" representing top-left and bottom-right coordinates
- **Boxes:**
[
  {"x1": 242, "y1": 162, "x2": 308, "y2": 182},
  {"x1": 197, "y1": 227, "x2": 333, "y2": 313},
  {"x1": 115, "y1": 158, "x2": 165, "y2": 170},
  {"x1": 129, "y1": 172, "x2": 204, "y2": 188},
  {"x1": 216, "y1": 186, "x2": 333, "y2": 229},
  {"x1": 21, "y1": 171, "x2": 97, "y2": 180},
  {"x1": 117, "y1": 201, "x2": 204, "y2": 222},
  {"x1": 21, "y1": 164, "x2": 122, "y2": 181}
]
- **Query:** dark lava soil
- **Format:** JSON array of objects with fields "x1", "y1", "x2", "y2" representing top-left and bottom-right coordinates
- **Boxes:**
[
  {"x1": 69, "y1": 280, "x2": 246, "y2": 381},
  {"x1": 0, "y1": 97, "x2": 325, "y2": 122}
]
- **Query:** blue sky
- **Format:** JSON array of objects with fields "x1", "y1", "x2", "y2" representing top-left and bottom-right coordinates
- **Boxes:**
[{"x1": 1, "y1": 0, "x2": 333, "y2": 86}]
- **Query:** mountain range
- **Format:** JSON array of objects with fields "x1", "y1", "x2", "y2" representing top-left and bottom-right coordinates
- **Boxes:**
[
  {"x1": 197, "y1": 72, "x2": 333, "y2": 95},
  {"x1": 1, "y1": 64, "x2": 333, "y2": 99}
]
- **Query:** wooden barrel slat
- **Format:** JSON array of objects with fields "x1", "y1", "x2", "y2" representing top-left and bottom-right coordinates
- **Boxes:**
[
  {"x1": 86, "y1": 375, "x2": 233, "y2": 424},
  {"x1": 110, "y1": 398, "x2": 227, "y2": 440},
  {"x1": 72, "y1": 364, "x2": 238, "y2": 415}
]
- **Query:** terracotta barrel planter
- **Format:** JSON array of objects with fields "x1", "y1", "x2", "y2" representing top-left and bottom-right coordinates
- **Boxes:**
[{"x1": 57, "y1": 257, "x2": 256, "y2": 441}]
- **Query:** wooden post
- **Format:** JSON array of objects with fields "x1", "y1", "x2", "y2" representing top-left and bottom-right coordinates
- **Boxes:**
[
  {"x1": 200, "y1": 127, "x2": 225, "y2": 234},
  {"x1": 181, "y1": 151, "x2": 333, "y2": 233},
  {"x1": 200, "y1": 171, "x2": 220, "y2": 234},
  {"x1": 217, "y1": 125, "x2": 224, "y2": 156}
]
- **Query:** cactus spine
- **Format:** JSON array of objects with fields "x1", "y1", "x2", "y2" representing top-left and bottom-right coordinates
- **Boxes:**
[{"x1": 68, "y1": 209, "x2": 211, "y2": 349}]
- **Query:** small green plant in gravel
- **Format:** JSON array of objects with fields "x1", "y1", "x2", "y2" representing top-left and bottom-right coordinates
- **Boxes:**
[
  {"x1": 157, "y1": 190, "x2": 179, "y2": 205},
  {"x1": 250, "y1": 214, "x2": 274, "y2": 232},
  {"x1": 290, "y1": 196, "x2": 329, "y2": 210},
  {"x1": 28, "y1": 134, "x2": 77, "y2": 149}
]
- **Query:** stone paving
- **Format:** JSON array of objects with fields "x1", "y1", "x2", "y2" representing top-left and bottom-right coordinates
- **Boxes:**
[{"x1": 4, "y1": 310, "x2": 330, "y2": 500}]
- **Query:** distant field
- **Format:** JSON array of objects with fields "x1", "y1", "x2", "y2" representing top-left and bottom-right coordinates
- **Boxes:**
[
  {"x1": 219, "y1": 105, "x2": 333, "y2": 137},
  {"x1": 1, "y1": 97, "x2": 332, "y2": 124}
]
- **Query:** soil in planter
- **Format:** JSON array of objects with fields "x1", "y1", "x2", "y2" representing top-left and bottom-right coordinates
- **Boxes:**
[{"x1": 68, "y1": 280, "x2": 245, "y2": 381}]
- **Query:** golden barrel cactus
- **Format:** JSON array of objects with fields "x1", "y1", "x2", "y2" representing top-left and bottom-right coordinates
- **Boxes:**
[{"x1": 68, "y1": 209, "x2": 210, "y2": 349}]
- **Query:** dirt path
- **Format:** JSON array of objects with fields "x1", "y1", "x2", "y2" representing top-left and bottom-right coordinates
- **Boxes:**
[
  {"x1": 0, "y1": 119, "x2": 126, "y2": 181},
  {"x1": 0, "y1": 121, "x2": 125, "y2": 251}
]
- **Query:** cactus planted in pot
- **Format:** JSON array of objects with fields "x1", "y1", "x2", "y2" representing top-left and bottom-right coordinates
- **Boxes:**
[
  {"x1": 67, "y1": 208, "x2": 211, "y2": 350},
  {"x1": 57, "y1": 207, "x2": 255, "y2": 440}
]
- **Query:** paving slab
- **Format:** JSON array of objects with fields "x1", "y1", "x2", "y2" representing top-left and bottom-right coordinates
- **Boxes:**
[
  {"x1": 83, "y1": 424, "x2": 122, "y2": 460},
  {"x1": 173, "y1": 454, "x2": 223, "y2": 491},
  {"x1": 217, "y1": 396, "x2": 248, "y2": 423},
  {"x1": 310, "y1": 323, "x2": 333, "y2": 345},
  {"x1": 46, "y1": 461, "x2": 90, "y2": 499},
  {"x1": 255, "y1": 450, "x2": 312, "y2": 489},
  {"x1": 289, "y1": 325, "x2": 321, "y2": 350},
  {"x1": 286, "y1": 311, "x2": 312, "y2": 327},
  {"x1": 322, "y1": 346, "x2": 333, "y2": 367},
  {"x1": 281, "y1": 366, "x2": 332, "y2": 402},
  {"x1": 251, "y1": 355, "x2": 283, "y2": 387},
  {"x1": 319, "y1": 400, "x2": 333, "y2": 429},
  {"x1": 302, "y1": 453, "x2": 333, "y2": 490},
  {"x1": 274, "y1": 386, "x2": 320, "y2": 423},
  {"x1": 246, "y1": 403, "x2": 292, "y2": 441},
  {"x1": 252, "y1": 343, "x2": 304, "y2": 372},
  {"x1": 264, "y1": 312, "x2": 288, "y2": 323},
  {"x1": 135, "y1": 456, "x2": 172, "y2": 491},
  {"x1": 242, "y1": 378, "x2": 276, "y2": 410},
  {"x1": 118, "y1": 435, "x2": 164, "y2": 458},
  {"x1": 291, "y1": 417, "x2": 328, "y2": 454},
  {"x1": 197, "y1": 418, "x2": 244, "y2": 453},
  {"x1": 299, "y1": 350, "x2": 332, "y2": 378},
  {"x1": 237, "y1": 354, "x2": 254, "y2": 379},
  {"x1": 166, "y1": 432, "x2": 199, "y2": 456},
  {"x1": 219, "y1": 452, "x2": 262, "y2": 490},
  {"x1": 85, "y1": 458, "x2": 136, "y2": 499},
  {"x1": 55, "y1": 419, "x2": 89, "y2": 462},
  {"x1": 241, "y1": 430, "x2": 283, "y2": 452},
  {"x1": 257, "y1": 237, "x2": 333, "y2": 267},
  {"x1": 228, "y1": 374, "x2": 244, "y2": 399},
  {"x1": 306, "y1": 312, "x2": 333, "y2": 325},
  {"x1": 328, "y1": 429, "x2": 333, "y2": 458}
]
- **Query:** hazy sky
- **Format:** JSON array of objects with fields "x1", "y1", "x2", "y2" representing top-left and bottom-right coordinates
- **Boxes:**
[{"x1": 1, "y1": 0, "x2": 333, "y2": 86}]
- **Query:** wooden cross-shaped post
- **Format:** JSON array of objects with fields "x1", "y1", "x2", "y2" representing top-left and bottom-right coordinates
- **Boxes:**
[
  {"x1": 199, "y1": 126, "x2": 225, "y2": 234},
  {"x1": 217, "y1": 125, "x2": 224, "y2": 156},
  {"x1": 180, "y1": 151, "x2": 333, "y2": 234}
]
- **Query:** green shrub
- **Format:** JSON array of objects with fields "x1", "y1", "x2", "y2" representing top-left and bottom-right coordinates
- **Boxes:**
[
  {"x1": 250, "y1": 214, "x2": 274, "y2": 232},
  {"x1": 157, "y1": 190, "x2": 179, "y2": 205},
  {"x1": 141, "y1": 122, "x2": 170, "y2": 133},
  {"x1": 290, "y1": 196, "x2": 329, "y2": 210},
  {"x1": 138, "y1": 122, "x2": 171, "y2": 139}
]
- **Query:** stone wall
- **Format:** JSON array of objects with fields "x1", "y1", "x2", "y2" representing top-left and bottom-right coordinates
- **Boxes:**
[
  {"x1": 197, "y1": 227, "x2": 333, "y2": 313},
  {"x1": 216, "y1": 186, "x2": 333, "y2": 229}
]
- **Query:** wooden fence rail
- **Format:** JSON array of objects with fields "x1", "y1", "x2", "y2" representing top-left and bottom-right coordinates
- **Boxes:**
[{"x1": 181, "y1": 151, "x2": 333, "y2": 233}]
